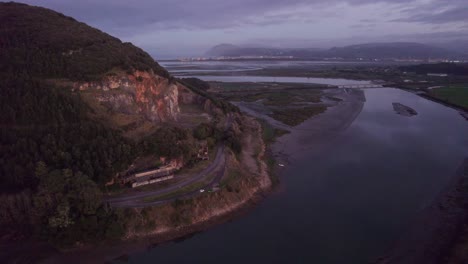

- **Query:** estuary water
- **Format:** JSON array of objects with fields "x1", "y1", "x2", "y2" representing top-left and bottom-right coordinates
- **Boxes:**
[{"x1": 119, "y1": 81, "x2": 468, "y2": 263}]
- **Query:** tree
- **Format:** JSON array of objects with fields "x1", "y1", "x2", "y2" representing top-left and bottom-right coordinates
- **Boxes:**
[
  {"x1": 48, "y1": 201, "x2": 74, "y2": 228},
  {"x1": 34, "y1": 161, "x2": 48, "y2": 179}
]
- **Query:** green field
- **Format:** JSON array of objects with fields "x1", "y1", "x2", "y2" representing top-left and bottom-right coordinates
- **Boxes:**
[
  {"x1": 271, "y1": 105, "x2": 327, "y2": 126},
  {"x1": 429, "y1": 85, "x2": 468, "y2": 108},
  {"x1": 215, "y1": 82, "x2": 328, "y2": 127}
]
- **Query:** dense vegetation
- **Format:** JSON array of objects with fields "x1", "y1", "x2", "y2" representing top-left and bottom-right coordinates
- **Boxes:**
[
  {"x1": 0, "y1": 74, "x2": 217, "y2": 243},
  {"x1": 0, "y1": 2, "x2": 169, "y2": 81},
  {"x1": 0, "y1": 3, "x2": 172, "y2": 244},
  {"x1": 139, "y1": 126, "x2": 210, "y2": 167},
  {"x1": 0, "y1": 74, "x2": 136, "y2": 243},
  {"x1": 0, "y1": 74, "x2": 137, "y2": 189},
  {"x1": 400, "y1": 63, "x2": 468, "y2": 76},
  {"x1": 180, "y1": 78, "x2": 211, "y2": 91},
  {"x1": 0, "y1": 3, "x2": 243, "y2": 246}
]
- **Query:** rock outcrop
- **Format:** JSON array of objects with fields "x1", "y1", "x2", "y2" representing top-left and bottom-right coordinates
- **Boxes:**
[
  {"x1": 177, "y1": 84, "x2": 223, "y2": 116},
  {"x1": 74, "y1": 70, "x2": 179, "y2": 122}
]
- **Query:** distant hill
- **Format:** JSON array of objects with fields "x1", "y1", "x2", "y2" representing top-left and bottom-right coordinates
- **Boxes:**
[
  {"x1": 433, "y1": 40, "x2": 468, "y2": 55},
  {"x1": 206, "y1": 42, "x2": 464, "y2": 60},
  {"x1": 325, "y1": 42, "x2": 462, "y2": 60},
  {"x1": 207, "y1": 44, "x2": 287, "y2": 57}
]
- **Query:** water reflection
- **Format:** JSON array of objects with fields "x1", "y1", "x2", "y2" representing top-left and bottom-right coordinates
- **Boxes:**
[{"x1": 123, "y1": 88, "x2": 468, "y2": 264}]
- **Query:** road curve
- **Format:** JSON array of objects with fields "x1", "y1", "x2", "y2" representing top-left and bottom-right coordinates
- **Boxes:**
[
  {"x1": 106, "y1": 145, "x2": 225, "y2": 207},
  {"x1": 106, "y1": 114, "x2": 233, "y2": 208},
  {"x1": 112, "y1": 160, "x2": 226, "y2": 208}
]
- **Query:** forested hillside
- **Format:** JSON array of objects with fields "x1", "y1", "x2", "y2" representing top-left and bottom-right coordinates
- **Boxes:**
[
  {"x1": 0, "y1": 2, "x2": 183, "y2": 244},
  {"x1": 0, "y1": 2, "x2": 169, "y2": 81}
]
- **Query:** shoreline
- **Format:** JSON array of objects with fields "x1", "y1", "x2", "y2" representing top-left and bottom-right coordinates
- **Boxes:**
[
  {"x1": 395, "y1": 86, "x2": 468, "y2": 114},
  {"x1": 40, "y1": 88, "x2": 365, "y2": 263},
  {"x1": 41, "y1": 118, "x2": 274, "y2": 263},
  {"x1": 25, "y1": 86, "x2": 465, "y2": 263},
  {"x1": 377, "y1": 158, "x2": 468, "y2": 264},
  {"x1": 47, "y1": 188, "x2": 273, "y2": 264},
  {"x1": 271, "y1": 88, "x2": 365, "y2": 163}
]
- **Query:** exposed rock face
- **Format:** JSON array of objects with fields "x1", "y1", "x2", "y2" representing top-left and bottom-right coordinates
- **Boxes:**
[
  {"x1": 177, "y1": 85, "x2": 223, "y2": 116},
  {"x1": 74, "y1": 70, "x2": 179, "y2": 122}
]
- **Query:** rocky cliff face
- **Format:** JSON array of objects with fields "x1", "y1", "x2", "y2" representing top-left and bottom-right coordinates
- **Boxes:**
[
  {"x1": 177, "y1": 85, "x2": 223, "y2": 116},
  {"x1": 74, "y1": 70, "x2": 179, "y2": 122}
]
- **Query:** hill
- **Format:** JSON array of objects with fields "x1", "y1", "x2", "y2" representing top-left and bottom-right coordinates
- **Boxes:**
[
  {"x1": 206, "y1": 42, "x2": 463, "y2": 60},
  {"x1": 400, "y1": 63, "x2": 468, "y2": 76},
  {"x1": 206, "y1": 44, "x2": 296, "y2": 57},
  {"x1": 434, "y1": 40, "x2": 468, "y2": 55},
  {"x1": 0, "y1": 2, "x2": 192, "y2": 245},
  {"x1": 0, "y1": 2, "x2": 169, "y2": 80},
  {"x1": 326, "y1": 42, "x2": 461, "y2": 60}
]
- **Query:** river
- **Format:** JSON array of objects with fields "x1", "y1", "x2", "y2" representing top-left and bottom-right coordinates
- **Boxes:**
[{"x1": 116, "y1": 76, "x2": 468, "y2": 263}]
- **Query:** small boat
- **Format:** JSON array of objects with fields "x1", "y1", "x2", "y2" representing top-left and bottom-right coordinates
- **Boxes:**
[{"x1": 278, "y1": 164, "x2": 285, "y2": 167}]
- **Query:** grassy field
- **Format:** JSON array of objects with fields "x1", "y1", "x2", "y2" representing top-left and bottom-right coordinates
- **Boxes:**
[
  {"x1": 222, "y1": 90, "x2": 321, "y2": 106},
  {"x1": 257, "y1": 119, "x2": 290, "y2": 144},
  {"x1": 429, "y1": 85, "x2": 468, "y2": 108},
  {"x1": 215, "y1": 81, "x2": 328, "y2": 127},
  {"x1": 271, "y1": 105, "x2": 327, "y2": 126},
  {"x1": 211, "y1": 81, "x2": 325, "y2": 92}
]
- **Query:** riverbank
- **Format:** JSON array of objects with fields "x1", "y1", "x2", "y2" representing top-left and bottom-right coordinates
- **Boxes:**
[
  {"x1": 39, "y1": 86, "x2": 365, "y2": 264},
  {"x1": 16, "y1": 85, "x2": 467, "y2": 263},
  {"x1": 271, "y1": 88, "x2": 365, "y2": 163},
  {"x1": 377, "y1": 158, "x2": 468, "y2": 264},
  {"x1": 40, "y1": 115, "x2": 274, "y2": 264}
]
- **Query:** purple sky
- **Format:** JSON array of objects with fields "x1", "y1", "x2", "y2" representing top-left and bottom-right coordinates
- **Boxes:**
[{"x1": 17, "y1": 0, "x2": 468, "y2": 58}]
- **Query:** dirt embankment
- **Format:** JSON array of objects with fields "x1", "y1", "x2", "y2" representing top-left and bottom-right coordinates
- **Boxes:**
[{"x1": 43, "y1": 115, "x2": 272, "y2": 264}]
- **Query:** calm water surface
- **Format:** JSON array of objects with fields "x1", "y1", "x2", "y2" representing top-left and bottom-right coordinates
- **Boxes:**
[{"x1": 120, "y1": 88, "x2": 468, "y2": 264}]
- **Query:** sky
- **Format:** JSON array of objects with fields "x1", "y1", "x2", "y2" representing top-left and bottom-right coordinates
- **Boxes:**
[{"x1": 17, "y1": 0, "x2": 468, "y2": 58}]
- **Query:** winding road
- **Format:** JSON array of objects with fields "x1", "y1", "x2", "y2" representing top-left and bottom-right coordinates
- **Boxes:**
[
  {"x1": 106, "y1": 115, "x2": 233, "y2": 208},
  {"x1": 106, "y1": 145, "x2": 226, "y2": 207}
]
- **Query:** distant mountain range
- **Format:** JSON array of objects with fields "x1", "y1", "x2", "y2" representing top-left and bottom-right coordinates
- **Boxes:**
[
  {"x1": 206, "y1": 42, "x2": 466, "y2": 60},
  {"x1": 205, "y1": 44, "x2": 323, "y2": 57},
  {"x1": 433, "y1": 40, "x2": 468, "y2": 55}
]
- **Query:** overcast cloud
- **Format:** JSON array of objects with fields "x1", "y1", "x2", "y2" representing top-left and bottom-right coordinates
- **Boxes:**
[{"x1": 17, "y1": 0, "x2": 468, "y2": 58}]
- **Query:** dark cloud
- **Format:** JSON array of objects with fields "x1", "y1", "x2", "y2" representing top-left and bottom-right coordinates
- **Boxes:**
[
  {"x1": 14, "y1": 0, "x2": 468, "y2": 57},
  {"x1": 249, "y1": 29, "x2": 468, "y2": 48},
  {"x1": 350, "y1": 23, "x2": 377, "y2": 29},
  {"x1": 18, "y1": 0, "x2": 417, "y2": 32},
  {"x1": 393, "y1": 1, "x2": 468, "y2": 24}
]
